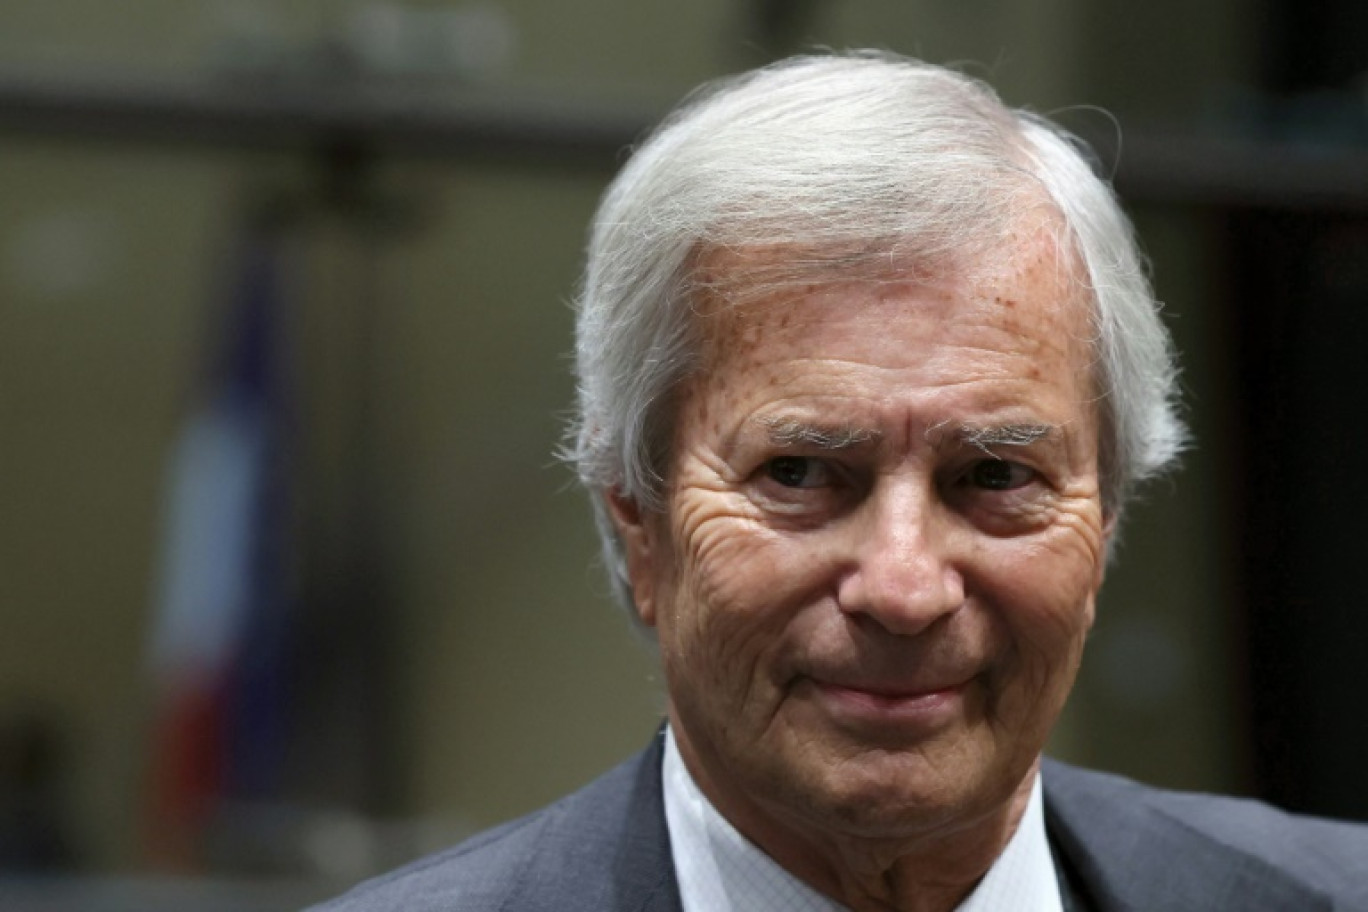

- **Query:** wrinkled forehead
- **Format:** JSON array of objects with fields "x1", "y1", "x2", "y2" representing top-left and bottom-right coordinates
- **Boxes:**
[{"x1": 687, "y1": 211, "x2": 1093, "y2": 361}]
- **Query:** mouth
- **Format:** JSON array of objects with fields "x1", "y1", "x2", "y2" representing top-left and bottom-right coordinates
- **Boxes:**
[{"x1": 804, "y1": 677, "x2": 970, "y2": 732}]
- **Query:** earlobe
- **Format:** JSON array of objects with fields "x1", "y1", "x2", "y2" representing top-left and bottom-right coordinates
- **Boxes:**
[{"x1": 605, "y1": 490, "x2": 660, "y2": 627}]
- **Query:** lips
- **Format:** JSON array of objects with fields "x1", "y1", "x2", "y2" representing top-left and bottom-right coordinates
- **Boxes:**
[
  {"x1": 802, "y1": 661, "x2": 977, "y2": 698},
  {"x1": 819, "y1": 679, "x2": 963, "y2": 700},
  {"x1": 813, "y1": 678, "x2": 966, "y2": 705},
  {"x1": 802, "y1": 674, "x2": 974, "y2": 732}
]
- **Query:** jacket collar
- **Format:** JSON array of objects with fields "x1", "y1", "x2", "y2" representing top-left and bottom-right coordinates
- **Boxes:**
[
  {"x1": 530, "y1": 741, "x2": 1331, "y2": 912},
  {"x1": 1042, "y1": 758, "x2": 1330, "y2": 912},
  {"x1": 503, "y1": 731, "x2": 683, "y2": 912}
]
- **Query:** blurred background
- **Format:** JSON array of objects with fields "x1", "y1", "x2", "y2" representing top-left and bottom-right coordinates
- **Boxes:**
[{"x1": 1, "y1": 0, "x2": 1366, "y2": 908}]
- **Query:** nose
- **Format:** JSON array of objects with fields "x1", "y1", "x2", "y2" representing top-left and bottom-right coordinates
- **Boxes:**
[{"x1": 836, "y1": 478, "x2": 965, "y2": 636}]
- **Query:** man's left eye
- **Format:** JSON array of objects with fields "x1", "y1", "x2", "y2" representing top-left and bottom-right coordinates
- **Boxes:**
[
  {"x1": 765, "y1": 456, "x2": 832, "y2": 489},
  {"x1": 967, "y1": 460, "x2": 1035, "y2": 491}
]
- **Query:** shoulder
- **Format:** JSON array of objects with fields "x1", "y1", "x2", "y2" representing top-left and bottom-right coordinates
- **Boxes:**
[
  {"x1": 305, "y1": 806, "x2": 552, "y2": 912},
  {"x1": 308, "y1": 738, "x2": 678, "y2": 912},
  {"x1": 1043, "y1": 758, "x2": 1368, "y2": 909}
]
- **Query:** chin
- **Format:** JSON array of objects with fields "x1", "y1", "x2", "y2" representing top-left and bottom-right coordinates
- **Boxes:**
[
  {"x1": 808, "y1": 791, "x2": 972, "y2": 844},
  {"x1": 777, "y1": 755, "x2": 990, "y2": 842}
]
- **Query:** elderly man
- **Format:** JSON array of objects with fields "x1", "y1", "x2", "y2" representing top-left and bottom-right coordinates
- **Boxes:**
[{"x1": 318, "y1": 52, "x2": 1368, "y2": 911}]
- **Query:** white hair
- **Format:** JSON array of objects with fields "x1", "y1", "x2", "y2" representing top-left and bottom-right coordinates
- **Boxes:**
[{"x1": 566, "y1": 51, "x2": 1186, "y2": 609}]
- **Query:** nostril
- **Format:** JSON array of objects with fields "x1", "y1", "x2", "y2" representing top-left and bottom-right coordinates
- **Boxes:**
[{"x1": 836, "y1": 550, "x2": 964, "y2": 637}]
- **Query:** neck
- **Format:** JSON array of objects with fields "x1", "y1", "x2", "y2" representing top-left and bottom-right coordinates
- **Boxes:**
[{"x1": 671, "y1": 722, "x2": 1038, "y2": 912}]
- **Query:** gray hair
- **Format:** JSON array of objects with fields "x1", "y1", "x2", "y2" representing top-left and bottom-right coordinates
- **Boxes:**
[{"x1": 566, "y1": 51, "x2": 1185, "y2": 608}]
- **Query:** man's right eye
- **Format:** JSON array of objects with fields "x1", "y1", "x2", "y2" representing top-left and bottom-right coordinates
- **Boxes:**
[{"x1": 765, "y1": 456, "x2": 830, "y2": 488}]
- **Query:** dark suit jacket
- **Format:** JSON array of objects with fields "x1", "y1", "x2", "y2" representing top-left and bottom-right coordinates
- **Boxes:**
[{"x1": 312, "y1": 734, "x2": 1368, "y2": 911}]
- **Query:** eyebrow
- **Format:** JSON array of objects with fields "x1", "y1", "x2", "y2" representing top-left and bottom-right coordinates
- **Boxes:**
[
  {"x1": 758, "y1": 416, "x2": 881, "y2": 450},
  {"x1": 952, "y1": 423, "x2": 1058, "y2": 455},
  {"x1": 754, "y1": 417, "x2": 1060, "y2": 455}
]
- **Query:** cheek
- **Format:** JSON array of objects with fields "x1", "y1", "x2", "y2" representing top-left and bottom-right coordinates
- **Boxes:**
[
  {"x1": 980, "y1": 532, "x2": 1100, "y2": 687},
  {"x1": 658, "y1": 506, "x2": 823, "y2": 682},
  {"x1": 667, "y1": 513, "x2": 776, "y2": 639}
]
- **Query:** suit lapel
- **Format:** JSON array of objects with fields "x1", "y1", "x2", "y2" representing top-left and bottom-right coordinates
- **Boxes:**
[
  {"x1": 607, "y1": 740, "x2": 683, "y2": 912},
  {"x1": 500, "y1": 733, "x2": 683, "y2": 912},
  {"x1": 1048, "y1": 824, "x2": 1098, "y2": 912},
  {"x1": 1042, "y1": 759, "x2": 1330, "y2": 912},
  {"x1": 610, "y1": 733, "x2": 684, "y2": 912},
  {"x1": 497, "y1": 742, "x2": 1341, "y2": 911}
]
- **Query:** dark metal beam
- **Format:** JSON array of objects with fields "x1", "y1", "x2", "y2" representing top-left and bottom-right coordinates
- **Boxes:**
[
  {"x1": 0, "y1": 69, "x2": 654, "y2": 170},
  {"x1": 0, "y1": 68, "x2": 1366, "y2": 210},
  {"x1": 1101, "y1": 128, "x2": 1368, "y2": 213}
]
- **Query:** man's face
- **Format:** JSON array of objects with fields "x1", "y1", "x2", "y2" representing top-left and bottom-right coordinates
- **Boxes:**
[{"x1": 613, "y1": 230, "x2": 1108, "y2": 847}]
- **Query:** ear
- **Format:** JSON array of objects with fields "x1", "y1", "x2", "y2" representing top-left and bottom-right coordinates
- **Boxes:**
[{"x1": 604, "y1": 489, "x2": 663, "y2": 628}]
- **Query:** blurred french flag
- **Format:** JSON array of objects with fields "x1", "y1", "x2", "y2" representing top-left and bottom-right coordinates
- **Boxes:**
[{"x1": 145, "y1": 217, "x2": 297, "y2": 867}]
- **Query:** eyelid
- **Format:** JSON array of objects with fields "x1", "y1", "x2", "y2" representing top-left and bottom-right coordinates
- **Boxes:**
[
  {"x1": 972, "y1": 459, "x2": 1037, "y2": 490},
  {"x1": 766, "y1": 455, "x2": 834, "y2": 489},
  {"x1": 937, "y1": 452, "x2": 1032, "y2": 489},
  {"x1": 748, "y1": 455, "x2": 865, "y2": 521}
]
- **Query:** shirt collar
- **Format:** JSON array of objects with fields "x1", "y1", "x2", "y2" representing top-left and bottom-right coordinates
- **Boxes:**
[{"x1": 662, "y1": 727, "x2": 1063, "y2": 912}]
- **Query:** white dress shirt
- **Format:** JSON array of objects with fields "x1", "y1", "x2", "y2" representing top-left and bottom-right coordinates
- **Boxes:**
[{"x1": 662, "y1": 728, "x2": 1064, "y2": 912}]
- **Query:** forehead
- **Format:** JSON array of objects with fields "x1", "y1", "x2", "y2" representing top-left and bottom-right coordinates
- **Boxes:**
[{"x1": 690, "y1": 221, "x2": 1093, "y2": 379}]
